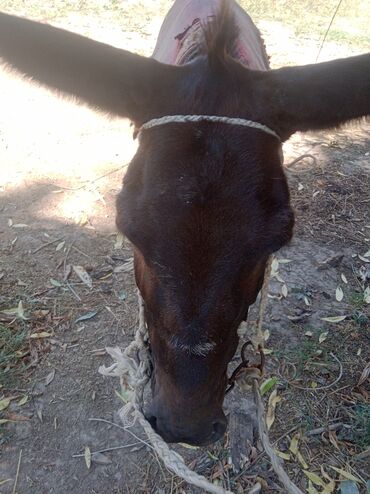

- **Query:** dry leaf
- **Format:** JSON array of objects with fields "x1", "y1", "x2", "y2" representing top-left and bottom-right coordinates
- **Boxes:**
[
  {"x1": 303, "y1": 471, "x2": 326, "y2": 488},
  {"x1": 289, "y1": 433, "x2": 300, "y2": 455},
  {"x1": 56, "y1": 241, "x2": 65, "y2": 252},
  {"x1": 30, "y1": 332, "x2": 51, "y2": 339},
  {"x1": 341, "y1": 273, "x2": 348, "y2": 284},
  {"x1": 329, "y1": 466, "x2": 361, "y2": 483},
  {"x1": 358, "y1": 254, "x2": 370, "y2": 263},
  {"x1": 0, "y1": 398, "x2": 10, "y2": 411},
  {"x1": 281, "y1": 284, "x2": 288, "y2": 298},
  {"x1": 336, "y1": 286, "x2": 344, "y2": 302},
  {"x1": 357, "y1": 362, "x2": 370, "y2": 386},
  {"x1": 319, "y1": 332, "x2": 328, "y2": 343},
  {"x1": 266, "y1": 389, "x2": 281, "y2": 430},
  {"x1": 75, "y1": 311, "x2": 98, "y2": 324},
  {"x1": 320, "y1": 315, "x2": 347, "y2": 323},
  {"x1": 17, "y1": 396, "x2": 28, "y2": 406},
  {"x1": 305, "y1": 331, "x2": 313, "y2": 337},
  {"x1": 114, "y1": 233, "x2": 124, "y2": 250},
  {"x1": 84, "y1": 446, "x2": 92, "y2": 469},
  {"x1": 45, "y1": 370, "x2": 56, "y2": 386},
  {"x1": 113, "y1": 259, "x2": 134, "y2": 273},
  {"x1": 307, "y1": 482, "x2": 320, "y2": 494},
  {"x1": 364, "y1": 287, "x2": 370, "y2": 304},
  {"x1": 12, "y1": 223, "x2": 28, "y2": 228},
  {"x1": 7, "y1": 218, "x2": 13, "y2": 227},
  {"x1": 275, "y1": 450, "x2": 291, "y2": 460},
  {"x1": 73, "y1": 265, "x2": 93, "y2": 289}
]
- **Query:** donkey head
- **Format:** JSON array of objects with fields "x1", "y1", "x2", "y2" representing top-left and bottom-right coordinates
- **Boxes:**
[{"x1": 0, "y1": 10, "x2": 368, "y2": 445}]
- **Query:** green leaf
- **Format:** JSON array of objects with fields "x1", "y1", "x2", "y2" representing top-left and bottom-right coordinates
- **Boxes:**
[{"x1": 260, "y1": 377, "x2": 278, "y2": 396}]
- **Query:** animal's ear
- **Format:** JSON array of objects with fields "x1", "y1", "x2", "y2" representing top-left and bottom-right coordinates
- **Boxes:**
[
  {"x1": 260, "y1": 53, "x2": 370, "y2": 140},
  {"x1": 0, "y1": 12, "x2": 180, "y2": 124}
]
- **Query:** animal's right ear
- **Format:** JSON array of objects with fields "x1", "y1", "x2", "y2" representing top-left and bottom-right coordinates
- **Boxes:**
[{"x1": 0, "y1": 12, "x2": 181, "y2": 124}]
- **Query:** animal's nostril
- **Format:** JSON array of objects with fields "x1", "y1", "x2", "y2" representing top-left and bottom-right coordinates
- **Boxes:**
[{"x1": 212, "y1": 419, "x2": 226, "y2": 439}]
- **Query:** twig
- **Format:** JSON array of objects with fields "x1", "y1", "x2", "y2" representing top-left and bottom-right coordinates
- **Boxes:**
[
  {"x1": 305, "y1": 422, "x2": 343, "y2": 437},
  {"x1": 12, "y1": 449, "x2": 22, "y2": 494},
  {"x1": 88, "y1": 417, "x2": 154, "y2": 450},
  {"x1": 71, "y1": 245, "x2": 91, "y2": 259},
  {"x1": 288, "y1": 353, "x2": 343, "y2": 391},
  {"x1": 72, "y1": 442, "x2": 141, "y2": 458},
  {"x1": 286, "y1": 154, "x2": 318, "y2": 169},
  {"x1": 49, "y1": 165, "x2": 127, "y2": 191},
  {"x1": 65, "y1": 282, "x2": 81, "y2": 301},
  {"x1": 33, "y1": 237, "x2": 63, "y2": 254}
]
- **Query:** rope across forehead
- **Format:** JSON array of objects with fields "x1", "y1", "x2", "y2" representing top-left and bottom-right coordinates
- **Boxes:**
[{"x1": 137, "y1": 114, "x2": 281, "y2": 141}]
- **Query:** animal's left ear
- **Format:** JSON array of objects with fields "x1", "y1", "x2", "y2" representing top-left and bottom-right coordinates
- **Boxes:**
[
  {"x1": 259, "y1": 53, "x2": 370, "y2": 140},
  {"x1": 0, "y1": 12, "x2": 182, "y2": 125}
]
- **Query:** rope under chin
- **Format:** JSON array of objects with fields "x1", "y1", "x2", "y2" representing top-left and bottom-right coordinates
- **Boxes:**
[{"x1": 99, "y1": 256, "x2": 304, "y2": 494}]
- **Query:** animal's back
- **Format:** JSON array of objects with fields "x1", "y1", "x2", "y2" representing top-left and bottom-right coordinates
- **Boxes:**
[{"x1": 152, "y1": 0, "x2": 269, "y2": 70}]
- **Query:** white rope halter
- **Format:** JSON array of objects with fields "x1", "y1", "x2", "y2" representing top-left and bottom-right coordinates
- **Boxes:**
[{"x1": 138, "y1": 114, "x2": 281, "y2": 141}]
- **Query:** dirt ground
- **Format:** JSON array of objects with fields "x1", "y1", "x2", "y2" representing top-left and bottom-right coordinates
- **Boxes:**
[{"x1": 0, "y1": 2, "x2": 369, "y2": 493}]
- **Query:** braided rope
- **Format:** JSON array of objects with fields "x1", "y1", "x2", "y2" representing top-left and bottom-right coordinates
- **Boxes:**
[
  {"x1": 99, "y1": 256, "x2": 304, "y2": 494},
  {"x1": 138, "y1": 114, "x2": 281, "y2": 141}
]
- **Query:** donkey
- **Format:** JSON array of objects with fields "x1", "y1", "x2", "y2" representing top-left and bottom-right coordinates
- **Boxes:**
[{"x1": 0, "y1": 0, "x2": 369, "y2": 446}]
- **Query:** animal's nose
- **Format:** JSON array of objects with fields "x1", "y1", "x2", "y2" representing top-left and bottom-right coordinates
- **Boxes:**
[{"x1": 145, "y1": 412, "x2": 227, "y2": 446}]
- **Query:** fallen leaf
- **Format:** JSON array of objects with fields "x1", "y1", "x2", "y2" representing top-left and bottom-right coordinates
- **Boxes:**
[
  {"x1": 305, "y1": 331, "x2": 313, "y2": 337},
  {"x1": 30, "y1": 332, "x2": 51, "y2": 339},
  {"x1": 113, "y1": 259, "x2": 134, "y2": 273},
  {"x1": 336, "y1": 286, "x2": 344, "y2": 302},
  {"x1": 307, "y1": 481, "x2": 320, "y2": 494},
  {"x1": 114, "y1": 233, "x2": 124, "y2": 250},
  {"x1": 297, "y1": 451, "x2": 309, "y2": 469},
  {"x1": 55, "y1": 241, "x2": 65, "y2": 251},
  {"x1": 319, "y1": 332, "x2": 328, "y2": 343},
  {"x1": 75, "y1": 311, "x2": 98, "y2": 324},
  {"x1": 0, "y1": 398, "x2": 10, "y2": 411},
  {"x1": 289, "y1": 433, "x2": 300, "y2": 455},
  {"x1": 7, "y1": 218, "x2": 13, "y2": 227},
  {"x1": 17, "y1": 396, "x2": 28, "y2": 406},
  {"x1": 357, "y1": 362, "x2": 370, "y2": 386},
  {"x1": 45, "y1": 370, "x2": 56, "y2": 386},
  {"x1": 339, "y1": 480, "x2": 360, "y2": 494},
  {"x1": 263, "y1": 329, "x2": 270, "y2": 341},
  {"x1": 329, "y1": 466, "x2": 362, "y2": 483},
  {"x1": 84, "y1": 446, "x2": 92, "y2": 469},
  {"x1": 266, "y1": 389, "x2": 281, "y2": 430},
  {"x1": 260, "y1": 377, "x2": 277, "y2": 396},
  {"x1": 6, "y1": 413, "x2": 29, "y2": 421},
  {"x1": 50, "y1": 278, "x2": 63, "y2": 287},
  {"x1": 0, "y1": 479, "x2": 12, "y2": 486},
  {"x1": 358, "y1": 255, "x2": 370, "y2": 263},
  {"x1": 281, "y1": 284, "x2": 288, "y2": 298},
  {"x1": 275, "y1": 450, "x2": 291, "y2": 460},
  {"x1": 12, "y1": 223, "x2": 28, "y2": 228},
  {"x1": 303, "y1": 471, "x2": 326, "y2": 488},
  {"x1": 73, "y1": 265, "x2": 93, "y2": 289},
  {"x1": 320, "y1": 315, "x2": 347, "y2": 323},
  {"x1": 0, "y1": 419, "x2": 10, "y2": 424},
  {"x1": 364, "y1": 287, "x2": 370, "y2": 304},
  {"x1": 341, "y1": 273, "x2": 348, "y2": 284}
]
